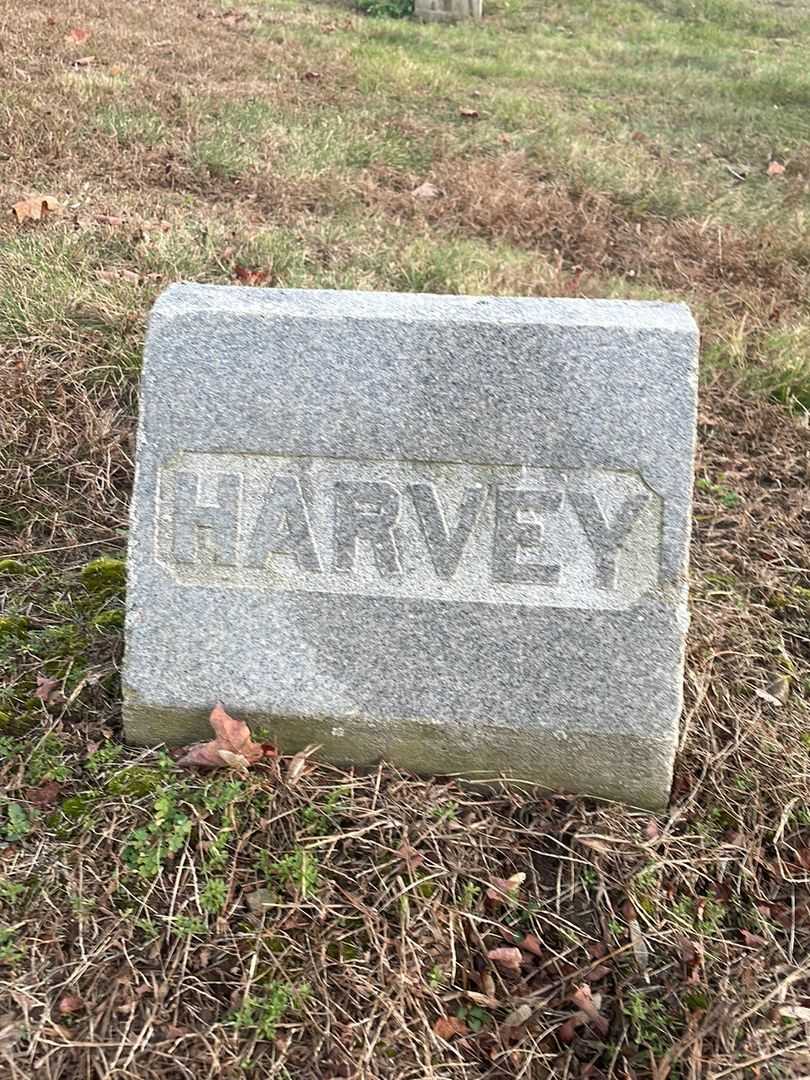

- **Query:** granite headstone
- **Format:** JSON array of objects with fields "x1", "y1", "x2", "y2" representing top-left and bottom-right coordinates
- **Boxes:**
[{"x1": 124, "y1": 284, "x2": 698, "y2": 807}]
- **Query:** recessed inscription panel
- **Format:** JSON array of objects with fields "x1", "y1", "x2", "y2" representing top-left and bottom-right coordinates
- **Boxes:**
[{"x1": 154, "y1": 453, "x2": 662, "y2": 611}]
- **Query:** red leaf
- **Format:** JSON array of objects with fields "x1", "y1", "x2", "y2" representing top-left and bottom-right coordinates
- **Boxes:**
[
  {"x1": 767, "y1": 160, "x2": 785, "y2": 177},
  {"x1": 571, "y1": 984, "x2": 609, "y2": 1037},
  {"x1": 233, "y1": 265, "x2": 269, "y2": 286},
  {"x1": 433, "y1": 1016, "x2": 468, "y2": 1039},
  {"x1": 486, "y1": 946, "x2": 523, "y2": 975},
  {"x1": 739, "y1": 928, "x2": 767, "y2": 948},
  {"x1": 58, "y1": 994, "x2": 85, "y2": 1015},
  {"x1": 25, "y1": 781, "x2": 63, "y2": 808},
  {"x1": 34, "y1": 674, "x2": 61, "y2": 703},
  {"x1": 518, "y1": 932, "x2": 543, "y2": 958},
  {"x1": 486, "y1": 872, "x2": 525, "y2": 903},
  {"x1": 176, "y1": 702, "x2": 264, "y2": 770},
  {"x1": 66, "y1": 27, "x2": 91, "y2": 44},
  {"x1": 396, "y1": 839, "x2": 424, "y2": 872}
]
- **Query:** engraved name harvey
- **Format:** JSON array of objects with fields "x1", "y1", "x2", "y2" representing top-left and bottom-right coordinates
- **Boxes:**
[{"x1": 154, "y1": 453, "x2": 663, "y2": 610}]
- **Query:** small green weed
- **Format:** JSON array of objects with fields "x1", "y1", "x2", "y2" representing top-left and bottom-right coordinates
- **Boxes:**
[
  {"x1": 259, "y1": 849, "x2": 319, "y2": 899},
  {"x1": 200, "y1": 877, "x2": 228, "y2": 914},
  {"x1": 625, "y1": 990, "x2": 681, "y2": 1054},
  {"x1": 0, "y1": 880, "x2": 26, "y2": 907},
  {"x1": 26, "y1": 733, "x2": 72, "y2": 784},
  {"x1": 230, "y1": 982, "x2": 311, "y2": 1040},
  {"x1": 356, "y1": 0, "x2": 412, "y2": 18},
  {"x1": 431, "y1": 800, "x2": 459, "y2": 823},
  {"x1": 3, "y1": 804, "x2": 33, "y2": 842},
  {"x1": 172, "y1": 914, "x2": 207, "y2": 938},
  {"x1": 696, "y1": 476, "x2": 741, "y2": 509},
  {"x1": 123, "y1": 789, "x2": 193, "y2": 879},
  {"x1": 0, "y1": 926, "x2": 24, "y2": 966},
  {"x1": 458, "y1": 880, "x2": 480, "y2": 909},
  {"x1": 85, "y1": 742, "x2": 124, "y2": 776},
  {"x1": 455, "y1": 1003, "x2": 489, "y2": 1033}
]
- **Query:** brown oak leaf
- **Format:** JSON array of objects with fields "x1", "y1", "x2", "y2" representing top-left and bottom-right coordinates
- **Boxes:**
[
  {"x1": 286, "y1": 744, "x2": 320, "y2": 786},
  {"x1": 412, "y1": 181, "x2": 441, "y2": 199},
  {"x1": 233, "y1": 265, "x2": 269, "y2": 286},
  {"x1": 34, "y1": 674, "x2": 61, "y2": 703},
  {"x1": 518, "y1": 932, "x2": 543, "y2": 958},
  {"x1": 571, "y1": 984, "x2": 609, "y2": 1037},
  {"x1": 486, "y1": 872, "x2": 525, "y2": 903},
  {"x1": 25, "y1": 781, "x2": 63, "y2": 808},
  {"x1": 433, "y1": 1016, "x2": 468, "y2": 1039},
  {"x1": 486, "y1": 946, "x2": 523, "y2": 975},
  {"x1": 66, "y1": 27, "x2": 91, "y2": 44},
  {"x1": 58, "y1": 994, "x2": 85, "y2": 1015},
  {"x1": 176, "y1": 703, "x2": 264, "y2": 769},
  {"x1": 11, "y1": 195, "x2": 60, "y2": 223}
]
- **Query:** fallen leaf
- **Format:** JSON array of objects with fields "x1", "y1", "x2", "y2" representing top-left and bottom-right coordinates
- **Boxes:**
[
  {"x1": 216, "y1": 750, "x2": 251, "y2": 772},
  {"x1": 25, "y1": 781, "x2": 63, "y2": 808},
  {"x1": 459, "y1": 107, "x2": 480, "y2": 119},
  {"x1": 286, "y1": 744, "x2": 320, "y2": 786},
  {"x1": 627, "y1": 913, "x2": 649, "y2": 974},
  {"x1": 66, "y1": 27, "x2": 91, "y2": 44},
  {"x1": 412, "y1": 181, "x2": 441, "y2": 199},
  {"x1": 739, "y1": 929, "x2": 767, "y2": 948},
  {"x1": 396, "y1": 839, "x2": 424, "y2": 872},
  {"x1": 465, "y1": 989, "x2": 499, "y2": 1008},
  {"x1": 433, "y1": 1015, "x2": 468, "y2": 1039},
  {"x1": 486, "y1": 946, "x2": 523, "y2": 975},
  {"x1": 57, "y1": 994, "x2": 84, "y2": 1015},
  {"x1": 501, "y1": 1003, "x2": 532, "y2": 1029},
  {"x1": 34, "y1": 674, "x2": 61, "y2": 703},
  {"x1": 644, "y1": 819, "x2": 660, "y2": 841},
  {"x1": 96, "y1": 267, "x2": 140, "y2": 283},
  {"x1": 571, "y1": 985, "x2": 609, "y2": 1037},
  {"x1": 302, "y1": 70, "x2": 322, "y2": 81},
  {"x1": 518, "y1": 932, "x2": 543, "y2": 958},
  {"x1": 767, "y1": 160, "x2": 785, "y2": 177},
  {"x1": 11, "y1": 195, "x2": 60, "y2": 223},
  {"x1": 233, "y1": 265, "x2": 269, "y2": 286},
  {"x1": 486, "y1": 872, "x2": 525, "y2": 903},
  {"x1": 176, "y1": 702, "x2": 264, "y2": 769}
]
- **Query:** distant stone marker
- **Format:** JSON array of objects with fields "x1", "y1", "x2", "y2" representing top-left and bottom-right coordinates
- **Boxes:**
[
  {"x1": 414, "y1": 0, "x2": 482, "y2": 22},
  {"x1": 124, "y1": 285, "x2": 698, "y2": 807}
]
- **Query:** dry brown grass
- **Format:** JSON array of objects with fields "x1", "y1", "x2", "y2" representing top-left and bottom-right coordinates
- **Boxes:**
[
  {"x1": 1, "y1": 1, "x2": 809, "y2": 1077},
  {"x1": 362, "y1": 155, "x2": 810, "y2": 321}
]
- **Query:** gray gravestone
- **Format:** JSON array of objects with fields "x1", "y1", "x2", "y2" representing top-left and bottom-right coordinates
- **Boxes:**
[
  {"x1": 124, "y1": 285, "x2": 698, "y2": 807},
  {"x1": 414, "y1": 0, "x2": 482, "y2": 22}
]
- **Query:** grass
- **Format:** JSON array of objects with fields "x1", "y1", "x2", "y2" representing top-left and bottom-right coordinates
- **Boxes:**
[{"x1": 0, "y1": 0, "x2": 809, "y2": 1076}]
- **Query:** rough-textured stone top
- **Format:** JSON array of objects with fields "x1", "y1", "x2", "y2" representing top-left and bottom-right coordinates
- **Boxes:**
[{"x1": 124, "y1": 284, "x2": 698, "y2": 808}]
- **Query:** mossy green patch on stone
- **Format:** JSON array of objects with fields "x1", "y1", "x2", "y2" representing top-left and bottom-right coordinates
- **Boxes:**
[
  {"x1": 0, "y1": 559, "x2": 27, "y2": 577},
  {"x1": 92, "y1": 609, "x2": 125, "y2": 630},
  {"x1": 105, "y1": 766, "x2": 165, "y2": 798},
  {"x1": 81, "y1": 556, "x2": 126, "y2": 597}
]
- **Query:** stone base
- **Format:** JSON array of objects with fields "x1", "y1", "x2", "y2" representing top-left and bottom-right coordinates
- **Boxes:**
[
  {"x1": 124, "y1": 694, "x2": 675, "y2": 810},
  {"x1": 414, "y1": 0, "x2": 482, "y2": 22}
]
